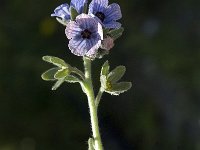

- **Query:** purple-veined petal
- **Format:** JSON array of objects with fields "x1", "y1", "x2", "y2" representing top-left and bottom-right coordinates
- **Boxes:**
[
  {"x1": 89, "y1": 0, "x2": 108, "y2": 14},
  {"x1": 86, "y1": 38, "x2": 101, "y2": 57},
  {"x1": 69, "y1": 37, "x2": 88, "y2": 56},
  {"x1": 104, "y1": 21, "x2": 121, "y2": 29},
  {"x1": 70, "y1": 0, "x2": 88, "y2": 13},
  {"x1": 51, "y1": 3, "x2": 70, "y2": 20},
  {"x1": 66, "y1": 14, "x2": 103, "y2": 57},
  {"x1": 104, "y1": 3, "x2": 122, "y2": 21},
  {"x1": 65, "y1": 21, "x2": 83, "y2": 39}
]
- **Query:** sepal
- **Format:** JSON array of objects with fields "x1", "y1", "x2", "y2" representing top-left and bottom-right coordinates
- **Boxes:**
[
  {"x1": 83, "y1": 3, "x2": 88, "y2": 14},
  {"x1": 70, "y1": 7, "x2": 79, "y2": 21}
]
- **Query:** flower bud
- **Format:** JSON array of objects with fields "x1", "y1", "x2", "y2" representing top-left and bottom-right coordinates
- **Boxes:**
[{"x1": 100, "y1": 36, "x2": 114, "y2": 51}]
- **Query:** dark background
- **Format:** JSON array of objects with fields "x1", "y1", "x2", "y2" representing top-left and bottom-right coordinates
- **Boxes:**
[{"x1": 0, "y1": 0, "x2": 200, "y2": 149}]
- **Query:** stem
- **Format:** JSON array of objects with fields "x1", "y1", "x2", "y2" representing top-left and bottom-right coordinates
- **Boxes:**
[
  {"x1": 95, "y1": 87, "x2": 104, "y2": 108},
  {"x1": 83, "y1": 57, "x2": 103, "y2": 150},
  {"x1": 71, "y1": 67, "x2": 85, "y2": 80}
]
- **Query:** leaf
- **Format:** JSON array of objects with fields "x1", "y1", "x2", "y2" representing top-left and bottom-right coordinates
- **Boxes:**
[
  {"x1": 42, "y1": 56, "x2": 68, "y2": 68},
  {"x1": 41, "y1": 67, "x2": 59, "y2": 81},
  {"x1": 106, "y1": 82, "x2": 132, "y2": 95},
  {"x1": 51, "y1": 78, "x2": 65, "y2": 90},
  {"x1": 100, "y1": 75, "x2": 107, "y2": 90},
  {"x1": 108, "y1": 27, "x2": 124, "y2": 40},
  {"x1": 54, "y1": 69, "x2": 69, "y2": 79},
  {"x1": 65, "y1": 75, "x2": 80, "y2": 83},
  {"x1": 70, "y1": 7, "x2": 79, "y2": 21},
  {"x1": 88, "y1": 138, "x2": 95, "y2": 150},
  {"x1": 101, "y1": 60, "x2": 110, "y2": 76},
  {"x1": 108, "y1": 65, "x2": 126, "y2": 83}
]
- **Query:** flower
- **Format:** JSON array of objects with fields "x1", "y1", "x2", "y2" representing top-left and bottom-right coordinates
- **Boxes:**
[
  {"x1": 65, "y1": 14, "x2": 103, "y2": 57},
  {"x1": 88, "y1": 0, "x2": 122, "y2": 29},
  {"x1": 51, "y1": 0, "x2": 88, "y2": 20}
]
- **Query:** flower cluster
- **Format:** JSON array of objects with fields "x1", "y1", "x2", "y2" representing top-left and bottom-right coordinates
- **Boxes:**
[{"x1": 51, "y1": 0, "x2": 123, "y2": 59}]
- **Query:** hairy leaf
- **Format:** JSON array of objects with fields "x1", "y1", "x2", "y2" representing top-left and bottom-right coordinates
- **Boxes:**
[
  {"x1": 42, "y1": 56, "x2": 68, "y2": 68},
  {"x1": 108, "y1": 65, "x2": 126, "y2": 83},
  {"x1": 65, "y1": 75, "x2": 80, "y2": 83},
  {"x1": 54, "y1": 69, "x2": 69, "y2": 79},
  {"x1": 52, "y1": 78, "x2": 65, "y2": 90},
  {"x1": 107, "y1": 82, "x2": 132, "y2": 95},
  {"x1": 101, "y1": 60, "x2": 110, "y2": 76},
  {"x1": 41, "y1": 67, "x2": 59, "y2": 81}
]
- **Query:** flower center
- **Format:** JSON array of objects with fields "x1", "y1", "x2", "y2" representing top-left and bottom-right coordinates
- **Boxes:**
[
  {"x1": 81, "y1": 29, "x2": 92, "y2": 39},
  {"x1": 95, "y1": 12, "x2": 105, "y2": 22}
]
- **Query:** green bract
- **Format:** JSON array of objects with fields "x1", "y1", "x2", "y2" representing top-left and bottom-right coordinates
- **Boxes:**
[
  {"x1": 100, "y1": 60, "x2": 132, "y2": 96},
  {"x1": 42, "y1": 56, "x2": 69, "y2": 68},
  {"x1": 41, "y1": 67, "x2": 60, "y2": 81},
  {"x1": 41, "y1": 55, "x2": 83, "y2": 90},
  {"x1": 70, "y1": 7, "x2": 79, "y2": 21}
]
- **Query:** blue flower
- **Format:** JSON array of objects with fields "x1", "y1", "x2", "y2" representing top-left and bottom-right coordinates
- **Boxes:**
[
  {"x1": 51, "y1": 0, "x2": 88, "y2": 20},
  {"x1": 88, "y1": 0, "x2": 122, "y2": 29},
  {"x1": 65, "y1": 14, "x2": 103, "y2": 57}
]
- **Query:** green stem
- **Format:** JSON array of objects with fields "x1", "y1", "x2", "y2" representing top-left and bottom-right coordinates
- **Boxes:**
[
  {"x1": 95, "y1": 87, "x2": 104, "y2": 108},
  {"x1": 83, "y1": 57, "x2": 103, "y2": 150}
]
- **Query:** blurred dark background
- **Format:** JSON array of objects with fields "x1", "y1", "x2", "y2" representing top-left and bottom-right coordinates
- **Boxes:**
[{"x1": 0, "y1": 0, "x2": 200, "y2": 149}]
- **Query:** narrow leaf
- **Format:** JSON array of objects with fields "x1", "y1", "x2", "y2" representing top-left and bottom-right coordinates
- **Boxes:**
[
  {"x1": 101, "y1": 60, "x2": 110, "y2": 76},
  {"x1": 54, "y1": 69, "x2": 69, "y2": 79},
  {"x1": 41, "y1": 67, "x2": 59, "y2": 81},
  {"x1": 108, "y1": 27, "x2": 124, "y2": 40},
  {"x1": 65, "y1": 75, "x2": 80, "y2": 83},
  {"x1": 70, "y1": 7, "x2": 79, "y2": 21},
  {"x1": 108, "y1": 66, "x2": 126, "y2": 83},
  {"x1": 52, "y1": 78, "x2": 65, "y2": 90},
  {"x1": 42, "y1": 56, "x2": 68, "y2": 68}
]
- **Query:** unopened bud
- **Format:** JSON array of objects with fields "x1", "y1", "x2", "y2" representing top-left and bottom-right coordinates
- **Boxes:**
[{"x1": 101, "y1": 36, "x2": 114, "y2": 50}]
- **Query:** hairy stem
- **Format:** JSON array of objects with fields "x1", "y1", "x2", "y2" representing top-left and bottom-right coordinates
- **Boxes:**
[
  {"x1": 83, "y1": 57, "x2": 103, "y2": 150},
  {"x1": 95, "y1": 87, "x2": 104, "y2": 108}
]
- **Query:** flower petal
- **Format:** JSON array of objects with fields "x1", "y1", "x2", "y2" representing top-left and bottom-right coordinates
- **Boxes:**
[
  {"x1": 104, "y1": 3, "x2": 122, "y2": 21},
  {"x1": 70, "y1": 0, "x2": 88, "y2": 13},
  {"x1": 68, "y1": 37, "x2": 88, "y2": 56},
  {"x1": 65, "y1": 21, "x2": 82, "y2": 39},
  {"x1": 51, "y1": 3, "x2": 70, "y2": 20},
  {"x1": 86, "y1": 41, "x2": 101, "y2": 57},
  {"x1": 89, "y1": 0, "x2": 108, "y2": 14},
  {"x1": 104, "y1": 21, "x2": 121, "y2": 29}
]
